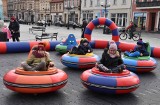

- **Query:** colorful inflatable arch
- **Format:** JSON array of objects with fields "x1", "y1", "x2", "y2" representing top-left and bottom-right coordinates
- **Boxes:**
[
  {"x1": 84, "y1": 17, "x2": 160, "y2": 58},
  {"x1": 84, "y1": 17, "x2": 119, "y2": 42}
]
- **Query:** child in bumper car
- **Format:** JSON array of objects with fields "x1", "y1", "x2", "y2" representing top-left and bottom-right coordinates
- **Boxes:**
[
  {"x1": 124, "y1": 38, "x2": 149, "y2": 57},
  {"x1": 69, "y1": 38, "x2": 93, "y2": 55},
  {"x1": 21, "y1": 42, "x2": 54, "y2": 71},
  {"x1": 97, "y1": 42, "x2": 126, "y2": 73}
]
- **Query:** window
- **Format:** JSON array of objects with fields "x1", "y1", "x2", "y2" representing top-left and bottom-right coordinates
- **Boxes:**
[
  {"x1": 29, "y1": 4, "x2": 32, "y2": 9},
  {"x1": 122, "y1": 0, "x2": 126, "y2": 4},
  {"x1": 113, "y1": 0, "x2": 117, "y2": 5},
  {"x1": 77, "y1": 0, "x2": 79, "y2": 7},
  {"x1": 96, "y1": 0, "x2": 100, "y2": 6},
  {"x1": 72, "y1": 0, "x2": 74, "y2": 7},
  {"x1": 53, "y1": 4, "x2": 55, "y2": 11},
  {"x1": 56, "y1": 4, "x2": 58, "y2": 11},
  {"x1": 90, "y1": 0, "x2": 93, "y2": 7},
  {"x1": 84, "y1": 0, "x2": 86, "y2": 7},
  {"x1": 111, "y1": 13, "x2": 127, "y2": 27},
  {"x1": 60, "y1": 4, "x2": 62, "y2": 10}
]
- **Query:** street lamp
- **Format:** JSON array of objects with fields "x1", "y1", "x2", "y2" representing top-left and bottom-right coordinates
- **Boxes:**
[
  {"x1": 65, "y1": 4, "x2": 74, "y2": 29},
  {"x1": 101, "y1": 0, "x2": 110, "y2": 34},
  {"x1": 43, "y1": 8, "x2": 47, "y2": 27}
]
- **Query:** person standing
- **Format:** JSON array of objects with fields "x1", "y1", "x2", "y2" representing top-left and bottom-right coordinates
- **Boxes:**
[
  {"x1": 1, "y1": 24, "x2": 12, "y2": 41},
  {"x1": 81, "y1": 19, "x2": 88, "y2": 38},
  {"x1": 8, "y1": 16, "x2": 20, "y2": 42}
]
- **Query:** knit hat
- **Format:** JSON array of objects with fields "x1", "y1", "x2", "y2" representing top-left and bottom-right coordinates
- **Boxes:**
[
  {"x1": 137, "y1": 38, "x2": 143, "y2": 45},
  {"x1": 38, "y1": 42, "x2": 47, "y2": 47},
  {"x1": 80, "y1": 38, "x2": 89, "y2": 44},
  {"x1": 109, "y1": 43, "x2": 117, "y2": 50},
  {"x1": 109, "y1": 40, "x2": 116, "y2": 45},
  {"x1": 3, "y1": 23, "x2": 7, "y2": 28}
]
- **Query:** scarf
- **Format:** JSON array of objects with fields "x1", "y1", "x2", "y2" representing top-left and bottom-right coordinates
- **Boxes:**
[
  {"x1": 32, "y1": 45, "x2": 46, "y2": 58},
  {"x1": 108, "y1": 50, "x2": 117, "y2": 58}
]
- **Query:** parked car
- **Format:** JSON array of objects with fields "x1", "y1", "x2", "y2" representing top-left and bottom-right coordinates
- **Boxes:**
[
  {"x1": 54, "y1": 21, "x2": 65, "y2": 27},
  {"x1": 66, "y1": 21, "x2": 81, "y2": 28},
  {"x1": 37, "y1": 20, "x2": 49, "y2": 26},
  {"x1": 18, "y1": 19, "x2": 25, "y2": 24},
  {"x1": 3, "y1": 17, "x2": 10, "y2": 22}
]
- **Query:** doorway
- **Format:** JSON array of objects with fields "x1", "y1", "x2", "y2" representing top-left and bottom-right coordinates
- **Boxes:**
[{"x1": 151, "y1": 13, "x2": 156, "y2": 31}]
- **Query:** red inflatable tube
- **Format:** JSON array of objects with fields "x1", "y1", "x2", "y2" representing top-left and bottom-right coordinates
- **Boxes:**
[
  {"x1": 109, "y1": 22, "x2": 118, "y2": 30},
  {"x1": 94, "y1": 40, "x2": 109, "y2": 49},
  {"x1": 0, "y1": 42, "x2": 7, "y2": 53},
  {"x1": 152, "y1": 47, "x2": 160, "y2": 58},
  {"x1": 3, "y1": 68, "x2": 68, "y2": 94},
  {"x1": 118, "y1": 42, "x2": 136, "y2": 52},
  {"x1": 87, "y1": 22, "x2": 95, "y2": 30},
  {"x1": 29, "y1": 41, "x2": 51, "y2": 51},
  {"x1": 99, "y1": 17, "x2": 106, "y2": 25}
]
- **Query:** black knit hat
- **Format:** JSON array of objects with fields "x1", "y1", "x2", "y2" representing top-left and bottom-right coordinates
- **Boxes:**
[
  {"x1": 137, "y1": 38, "x2": 143, "y2": 45},
  {"x1": 80, "y1": 38, "x2": 89, "y2": 44}
]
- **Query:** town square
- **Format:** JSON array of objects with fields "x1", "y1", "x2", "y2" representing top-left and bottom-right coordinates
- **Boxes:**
[{"x1": 0, "y1": 0, "x2": 160, "y2": 105}]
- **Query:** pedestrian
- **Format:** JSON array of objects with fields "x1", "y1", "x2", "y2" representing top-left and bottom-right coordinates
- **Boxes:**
[
  {"x1": 81, "y1": 19, "x2": 88, "y2": 38},
  {"x1": 96, "y1": 42, "x2": 126, "y2": 73},
  {"x1": 8, "y1": 16, "x2": 20, "y2": 42},
  {"x1": 21, "y1": 42, "x2": 54, "y2": 71},
  {"x1": 1, "y1": 24, "x2": 12, "y2": 41}
]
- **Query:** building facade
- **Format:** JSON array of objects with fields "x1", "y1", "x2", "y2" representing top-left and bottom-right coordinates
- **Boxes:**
[
  {"x1": 7, "y1": 0, "x2": 36, "y2": 23},
  {"x1": 7, "y1": 0, "x2": 13, "y2": 18},
  {"x1": 133, "y1": 0, "x2": 160, "y2": 32},
  {"x1": 34, "y1": 0, "x2": 40, "y2": 22},
  {"x1": 81, "y1": 0, "x2": 132, "y2": 27},
  {"x1": 63, "y1": 0, "x2": 81, "y2": 24},
  {"x1": 81, "y1": 0, "x2": 104, "y2": 24},
  {"x1": 0, "y1": 0, "x2": 3, "y2": 20},
  {"x1": 39, "y1": 0, "x2": 51, "y2": 22},
  {"x1": 50, "y1": 0, "x2": 64, "y2": 23},
  {"x1": 108, "y1": 0, "x2": 132, "y2": 27},
  {"x1": 7, "y1": 0, "x2": 39, "y2": 23},
  {"x1": 2, "y1": 0, "x2": 7, "y2": 19}
]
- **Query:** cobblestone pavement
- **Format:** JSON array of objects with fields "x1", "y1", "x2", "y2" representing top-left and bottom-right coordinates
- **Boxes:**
[{"x1": 0, "y1": 23, "x2": 160, "y2": 105}]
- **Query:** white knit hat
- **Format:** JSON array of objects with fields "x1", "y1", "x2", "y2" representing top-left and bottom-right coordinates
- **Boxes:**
[
  {"x1": 109, "y1": 43, "x2": 117, "y2": 50},
  {"x1": 109, "y1": 40, "x2": 115, "y2": 45}
]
